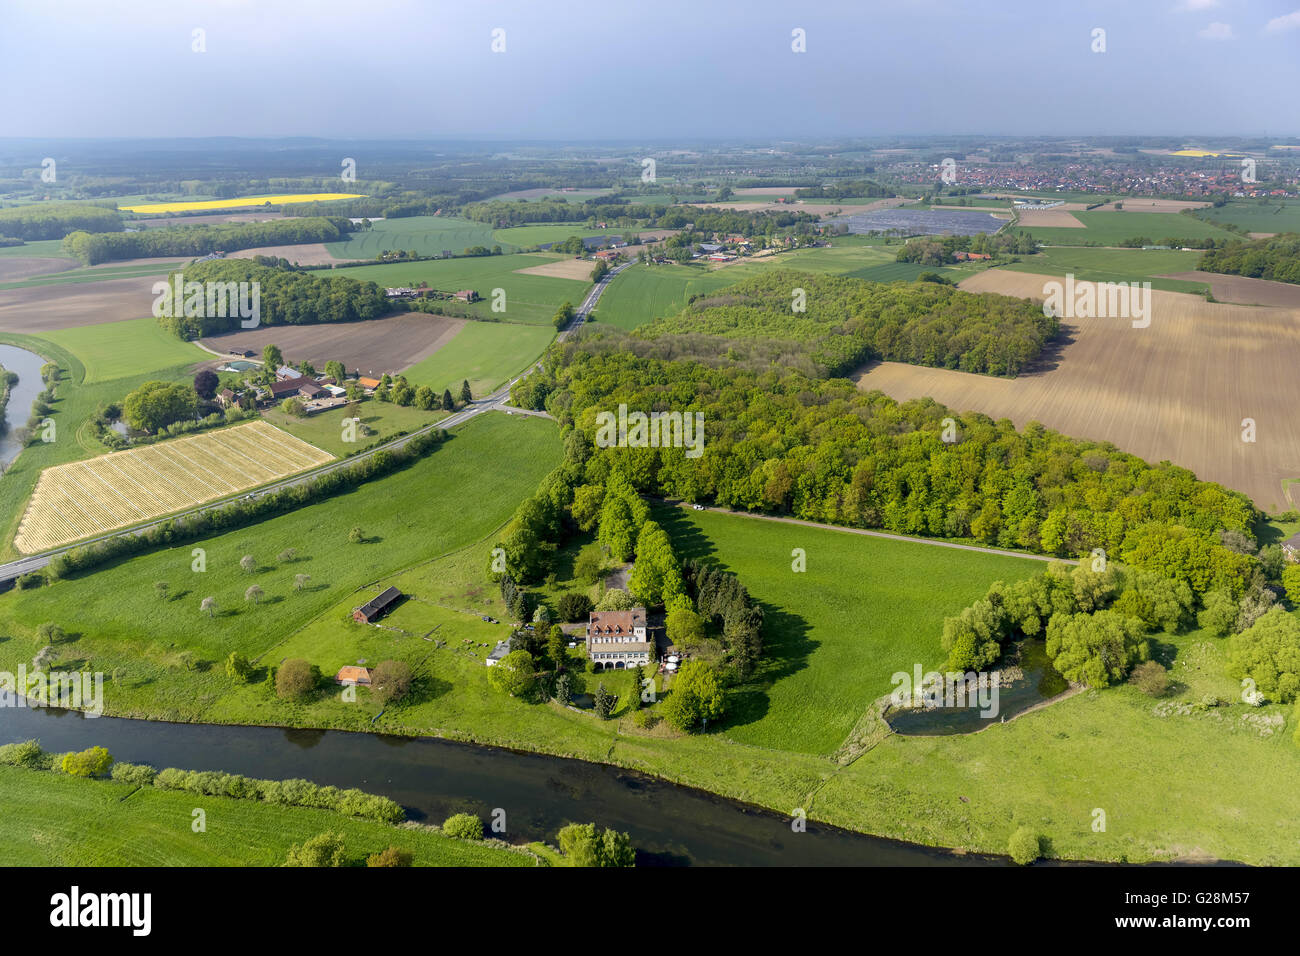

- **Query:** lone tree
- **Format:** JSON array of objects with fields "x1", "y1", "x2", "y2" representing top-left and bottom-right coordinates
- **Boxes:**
[
  {"x1": 244, "y1": 584, "x2": 263, "y2": 605},
  {"x1": 200, "y1": 597, "x2": 217, "y2": 618},
  {"x1": 349, "y1": 526, "x2": 365, "y2": 544},
  {"x1": 278, "y1": 547, "x2": 298, "y2": 563},
  {"x1": 275, "y1": 658, "x2": 317, "y2": 700},
  {"x1": 460, "y1": 380, "x2": 472, "y2": 404},
  {"x1": 441, "y1": 388, "x2": 455, "y2": 411},
  {"x1": 154, "y1": 581, "x2": 169, "y2": 601},
  {"x1": 225, "y1": 652, "x2": 253, "y2": 681},
  {"x1": 240, "y1": 554, "x2": 256, "y2": 573},
  {"x1": 593, "y1": 683, "x2": 613, "y2": 720},
  {"x1": 294, "y1": 573, "x2": 311, "y2": 592},
  {"x1": 38, "y1": 621, "x2": 64, "y2": 644},
  {"x1": 372, "y1": 660, "x2": 413, "y2": 705},
  {"x1": 193, "y1": 368, "x2": 220, "y2": 401},
  {"x1": 262, "y1": 343, "x2": 283, "y2": 371}
]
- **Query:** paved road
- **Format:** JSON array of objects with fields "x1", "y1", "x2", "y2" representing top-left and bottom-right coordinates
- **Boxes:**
[{"x1": 0, "y1": 258, "x2": 638, "y2": 584}]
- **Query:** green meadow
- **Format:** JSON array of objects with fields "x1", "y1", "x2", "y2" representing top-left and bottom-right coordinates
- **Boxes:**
[
  {"x1": 325, "y1": 215, "x2": 498, "y2": 259},
  {"x1": 1193, "y1": 199, "x2": 1300, "y2": 234},
  {"x1": 0, "y1": 413, "x2": 561, "y2": 676},
  {"x1": 1014, "y1": 210, "x2": 1238, "y2": 246},
  {"x1": 402, "y1": 322, "x2": 555, "y2": 396},
  {"x1": 654, "y1": 505, "x2": 1044, "y2": 754},
  {"x1": 996, "y1": 246, "x2": 1210, "y2": 293},
  {"x1": 595, "y1": 264, "x2": 734, "y2": 330},
  {"x1": 0, "y1": 240, "x2": 73, "y2": 258},
  {"x1": 490, "y1": 224, "x2": 615, "y2": 247},
  {"x1": 331, "y1": 254, "x2": 588, "y2": 326},
  {"x1": 263, "y1": 399, "x2": 447, "y2": 457},
  {"x1": 40, "y1": 317, "x2": 208, "y2": 383},
  {"x1": 0, "y1": 260, "x2": 186, "y2": 292},
  {"x1": 0, "y1": 765, "x2": 531, "y2": 867}
]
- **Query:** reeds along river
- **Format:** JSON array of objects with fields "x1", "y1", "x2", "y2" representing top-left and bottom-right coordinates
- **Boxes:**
[{"x1": 0, "y1": 696, "x2": 1006, "y2": 867}]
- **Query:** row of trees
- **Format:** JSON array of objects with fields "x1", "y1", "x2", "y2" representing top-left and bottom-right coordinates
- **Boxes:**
[
  {"x1": 896, "y1": 231, "x2": 1040, "y2": 264},
  {"x1": 62, "y1": 216, "x2": 351, "y2": 264}
]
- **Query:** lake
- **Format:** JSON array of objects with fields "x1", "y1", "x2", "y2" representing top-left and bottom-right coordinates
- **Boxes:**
[{"x1": 0, "y1": 344, "x2": 47, "y2": 468}]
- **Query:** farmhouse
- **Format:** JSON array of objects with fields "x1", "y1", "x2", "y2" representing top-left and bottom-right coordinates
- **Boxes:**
[
  {"x1": 586, "y1": 608, "x2": 652, "y2": 670},
  {"x1": 453, "y1": 289, "x2": 479, "y2": 302},
  {"x1": 353, "y1": 586, "x2": 403, "y2": 624},
  {"x1": 334, "y1": 666, "x2": 373, "y2": 686},
  {"x1": 1283, "y1": 533, "x2": 1300, "y2": 562},
  {"x1": 486, "y1": 638, "x2": 513, "y2": 667},
  {"x1": 269, "y1": 376, "x2": 314, "y2": 399},
  {"x1": 357, "y1": 376, "x2": 381, "y2": 390},
  {"x1": 217, "y1": 388, "x2": 236, "y2": 408}
]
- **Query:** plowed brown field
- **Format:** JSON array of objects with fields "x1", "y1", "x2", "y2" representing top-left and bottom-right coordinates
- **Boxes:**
[{"x1": 855, "y1": 268, "x2": 1300, "y2": 510}]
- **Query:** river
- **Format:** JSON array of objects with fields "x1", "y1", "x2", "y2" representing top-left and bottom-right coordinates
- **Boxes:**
[
  {"x1": 0, "y1": 344, "x2": 47, "y2": 468},
  {"x1": 0, "y1": 700, "x2": 1005, "y2": 867}
]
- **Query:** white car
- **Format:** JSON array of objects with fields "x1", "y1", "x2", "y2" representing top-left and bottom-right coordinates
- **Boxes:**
[{"x1": 692, "y1": 504, "x2": 705, "y2": 511}]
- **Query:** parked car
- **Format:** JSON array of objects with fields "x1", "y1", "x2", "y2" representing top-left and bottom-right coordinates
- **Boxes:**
[{"x1": 692, "y1": 504, "x2": 705, "y2": 511}]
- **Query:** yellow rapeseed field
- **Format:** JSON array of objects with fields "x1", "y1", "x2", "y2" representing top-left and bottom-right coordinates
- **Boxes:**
[
  {"x1": 118, "y1": 193, "x2": 365, "y2": 214},
  {"x1": 14, "y1": 420, "x2": 334, "y2": 553}
]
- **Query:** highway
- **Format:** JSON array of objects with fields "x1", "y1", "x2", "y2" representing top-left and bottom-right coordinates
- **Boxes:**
[{"x1": 0, "y1": 256, "x2": 635, "y2": 583}]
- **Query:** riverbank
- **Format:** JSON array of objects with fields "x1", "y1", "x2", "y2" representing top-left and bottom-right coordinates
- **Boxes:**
[{"x1": 0, "y1": 762, "x2": 535, "y2": 867}]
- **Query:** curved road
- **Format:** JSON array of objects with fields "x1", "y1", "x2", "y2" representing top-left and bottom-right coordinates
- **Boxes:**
[{"x1": 0, "y1": 258, "x2": 634, "y2": 584}]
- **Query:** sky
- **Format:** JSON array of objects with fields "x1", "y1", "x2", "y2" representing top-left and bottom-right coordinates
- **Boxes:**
[{"x1": 1, "y1": 0, "x2": 1298, "y2": 140}]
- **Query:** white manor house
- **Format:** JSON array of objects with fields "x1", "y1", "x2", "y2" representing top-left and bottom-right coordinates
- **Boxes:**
[{"x1": 586, "y1": 608, "x2": 652, "y2": 670}]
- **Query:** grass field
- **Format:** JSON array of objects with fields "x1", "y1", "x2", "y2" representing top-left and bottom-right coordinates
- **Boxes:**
[
  {"x1": 490, "y1": 224, "x2": 615, "y2": 248},
  {"x1": 1014, "y1": 210, "x2": 1238, "y2": 246},
  {"x1": 0, "y1": 413, "x2": 561, "y2": 664},
  {"x1": 401, "y1": 322, "x2": 555, "y2": 396},
  {"x1": 0, "y1": 260, "x2": 187, "y2": 292},
  {"x1": 0, "y1": 240, "x2": 73, "y2": 258},
  {"x1": 263, "y1": 400, "x2": 447, "y2": 457},
  {"x1": 1193, "y1": 199, "x2": 1300, "y2": 234},
  {"x1": 120, "y1": 194, "x2": 365, "y2": 214},
  {"x1": 0, "y1": 765, "x2": 530, "y2": 867},
  {"x1": 15, "y1": 420, "x2": 335, "y2": 553},
  {"x1": 654, "y1": 505, "x2": 1043, "y2": 754},
  {"x1": 40, "y1": 318, "x2": 208, "y2": 383},
  {"x1": 325, "y1": 216, "x2": 497, "y2": 260},
  {"x1": 596, "y1": 264, "x2": 735, "y2": 330},
  {"x1": 331, "y1": 255, "x2": 589, "y2": 326},
  {"x1": 996, "y1": 246, "x2": 1209, "y2": 294}
]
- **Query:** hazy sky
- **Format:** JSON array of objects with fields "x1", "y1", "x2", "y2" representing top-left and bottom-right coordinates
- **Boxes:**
[{"x1": 2, "y1": 0, "x2": 1298, "y2": 139}]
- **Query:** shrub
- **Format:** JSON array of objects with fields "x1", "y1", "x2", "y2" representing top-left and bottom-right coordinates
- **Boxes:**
[
  {"x1": 557, "y1": 822, "x2": 635, "y2": 867},
  {"x1": 283, "y1": 831, "x2": 346, "y2": 867},
  {"x1": 1008, "y1": 827, "x2": 1042, "y2": 865},
  {"x1": 443, "y1": 813, "x2": 484, "y2": 840},
  {"x1": 366, "y1": 846, "x2": 414, "y2": 867},
  {"x1": 1129, "y1": 660, "x2": 1170, "y2": 697},
  {"x1": 276, "y1": 658, "x2": 317, "y2": 700},
  {"x1": 110, "y1": 762, "x2": 157, "y2": 786},
  {"x1": 14, "y1": 571, "x2": 46, "y2": 590},
  {"x1": 60, "y1": 746, "x2": 113, "y2": 778},
  {"x1": 0, "y1": 739, "x2": 44, "y2": 768}
]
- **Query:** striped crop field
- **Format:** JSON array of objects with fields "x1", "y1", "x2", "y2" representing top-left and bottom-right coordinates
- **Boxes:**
[
  {"x1": 118, "y1": 193, "x2": 365, "y2": 214},
  {"x1": 14, "y1": 421, "x2": 333, "y2": 553}
]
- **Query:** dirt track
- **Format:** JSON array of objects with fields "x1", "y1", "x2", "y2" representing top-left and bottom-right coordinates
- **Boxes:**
[
  {"x1": 200, "y1": 311, "x2": 465, "y2": 376},
  {"x1": 855, "y1": 268, "x2": 1300, "y2": 511}
]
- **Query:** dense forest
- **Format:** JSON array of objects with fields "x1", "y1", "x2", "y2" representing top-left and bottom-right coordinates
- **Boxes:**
[
  {"x1": 1197, "y1": 233, "x2": 1300, "y2": 284},
  {"x1": 515, "y1": 345, "x2": 1257, "y2": 563},
  {"x1": 0, "y1": 202, "x2": 122, "y2": 240},
  {"x1": 638, "y1": 271, "x2": 1059, "y2": 378},
  {"x1": 62, "y1": 216, "x2": 352, "y2": 265},
  {"x1": 155, "y1": 259, "x2": 389, "y2": 338}
]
